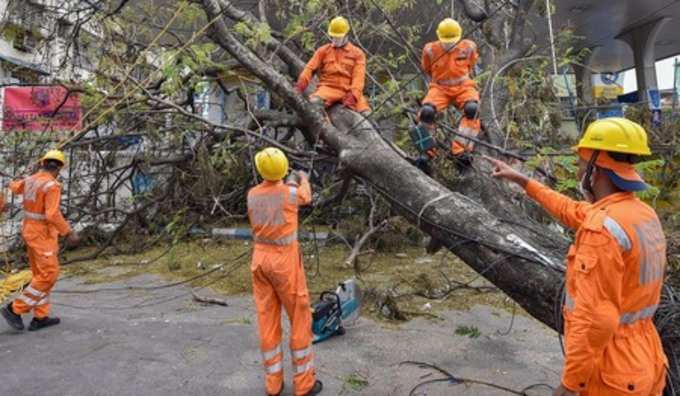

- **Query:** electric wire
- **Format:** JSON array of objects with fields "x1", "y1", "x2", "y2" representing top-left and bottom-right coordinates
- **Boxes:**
[
  {"x1": 52, "y1": 249, "x2": 250, "y2": 311},
  {"x1": 401, "y1": 360, "x2": 555, "y2": 395}
]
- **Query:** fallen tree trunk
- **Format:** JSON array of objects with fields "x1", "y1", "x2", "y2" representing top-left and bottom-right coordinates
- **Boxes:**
[
  {"x1": 201, "y1": 0, "x2": 679, "y2": 389},
  {"x1": 202, "y1": 0, "x2": 566, "y2": 327}
]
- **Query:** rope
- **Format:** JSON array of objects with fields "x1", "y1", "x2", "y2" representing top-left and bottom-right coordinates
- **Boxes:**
[{"x1": 417, "y1": 193, "x2": 454, "y2": 228}]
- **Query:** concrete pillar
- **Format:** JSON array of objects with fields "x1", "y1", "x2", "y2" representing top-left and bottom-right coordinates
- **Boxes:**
[
  {"x1": 573, "y1": 49, "x2": 595, "y2": 105},
  {"x1": 617, "y1": 17, "x2": 669, "y2": 101}
]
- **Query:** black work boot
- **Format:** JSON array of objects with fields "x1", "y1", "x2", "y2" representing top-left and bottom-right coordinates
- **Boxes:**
[
  {"x1": 304, "y1": 380, "x2": 323, "y2": 395},
  {"x1": 28, "y1": 316, "x2": 60, "y2": 331},
  {"x1": 1, "y1": 303, "x2": 24, "y2": 331}
]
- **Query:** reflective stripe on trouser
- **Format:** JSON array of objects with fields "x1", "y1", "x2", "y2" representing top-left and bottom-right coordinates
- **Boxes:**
[
  {"x1": 252, "y1": 245, "x2": 315, "y2": 396},
  {"x1": 12, "y1": 242, "x2": 60, "y2": 319},
  {"x1": 262, "y1": 344, "x2": 284, "y2": 378},
  {"x1": 452, "y1": 117, "x2": 481, "y2": 155},
  {"x1": 292, "y1": 344, "x2": 314, "y2": 384}
]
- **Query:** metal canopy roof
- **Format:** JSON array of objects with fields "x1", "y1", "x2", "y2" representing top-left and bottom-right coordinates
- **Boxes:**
[{"x1": 552, "y1": 0, "x2": 680, "y2": 72}]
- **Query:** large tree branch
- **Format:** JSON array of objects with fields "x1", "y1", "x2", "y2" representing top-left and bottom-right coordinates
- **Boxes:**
[
  {"x1": 211, "y1": 0, "x2": 305, "y2": 77},
  {"x1": 201, "y1": 0, "x2": 567, "y2": 329}
]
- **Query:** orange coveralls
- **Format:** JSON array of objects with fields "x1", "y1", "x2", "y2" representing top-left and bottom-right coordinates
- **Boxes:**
[
  {"x1": 296, "y1": 42, "x2": 370, "y2": 113},
  {"x1": 10, "y1": 171, "x2": 71, "y2": 319},
  {"x1": 247, "y1": 175, "x2": 316, "y2": 396},
  {"x1": 421, "y1": 39, "x2": 480, "y2": 155},
  {"x1": 526, "y1": 180, "x2": 667, "y2": 395}
]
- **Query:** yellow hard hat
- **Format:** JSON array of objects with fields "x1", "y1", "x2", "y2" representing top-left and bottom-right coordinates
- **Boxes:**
[
  {"x1": 436, "y1": 18, "x2": 462, "y2": 43},
  {"x1": 328, "y1": 16, "x2": 350, "y2": 38},
  {"x1": 576, "y1": 117, "x2": 651, "y2": 156},
  {"x1": 41, "y1": 149, "x2": 66, "y2": 166},
  {"x1": 255, "y1": 147, "x2": 289, "y2": 181}
]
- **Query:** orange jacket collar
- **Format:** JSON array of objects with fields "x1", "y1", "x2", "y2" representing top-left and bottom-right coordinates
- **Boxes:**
[{"x1": 592, "y1": 191, "x2": 635, "y2": 210}]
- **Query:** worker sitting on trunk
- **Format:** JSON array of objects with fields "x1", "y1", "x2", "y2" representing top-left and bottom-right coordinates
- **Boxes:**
[
  {"x1": 486, "y1": 118, "x2": 667, "y2": 396},
  {"x1": 295, "y1": 16, "x2": 370, "y2": 114},
  {"x1": 410, "y1": 18, "x2": 481, "y2": 171}
]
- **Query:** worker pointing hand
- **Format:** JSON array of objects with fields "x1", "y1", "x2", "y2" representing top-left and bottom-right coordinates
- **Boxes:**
[
  {"x1": 483, "y1": 155, "x2": 528, "y2": 188},
  {"x1": 486, "y1": 118, "x2": 668, "y2": 395}
]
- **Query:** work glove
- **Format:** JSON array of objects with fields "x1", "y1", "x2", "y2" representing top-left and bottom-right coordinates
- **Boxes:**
[
  {"x1": 342, "y1": 92, "x2": 357, "y2": 107},
  {"x1": 294, "y1": 81, "x2": 308, "y2": 94},
  {"x1": 286, "y1": 171, "x2": 301, "y2": 185}
]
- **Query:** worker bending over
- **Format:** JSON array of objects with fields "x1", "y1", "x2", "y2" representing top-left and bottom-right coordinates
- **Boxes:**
[
  {"x1": 295, "y1": 16, "x2": 370, "y2": 114},
  {"x1": 410, "y1": 18, "x2": 481, "y2": 170},
  {"x1": 247, "y1": 148, "x2": 323, "y2": 396},
  {"x1": 2, "y1": 150, "x2": 80, "y2": 331},
  {"x1": 486, "y1": 118, "x2": 667, "y2": 395}
]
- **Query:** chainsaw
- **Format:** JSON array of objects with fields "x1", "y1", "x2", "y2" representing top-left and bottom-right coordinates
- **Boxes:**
[{"x1": 311, "y1": 279, "x2": 361, "y2": 344}]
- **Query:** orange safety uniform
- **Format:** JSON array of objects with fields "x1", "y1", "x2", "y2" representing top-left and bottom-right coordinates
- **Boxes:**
[
  {"x1": 421, "y1": 39, "x2": 480, "y2": 155},
  {"x1": 526, "y1": 179, "x2": 668, "y2": 395},
  {"x1": 9, "y1": 171, "x2": 71, "y2": 319},
  {"x1": 296, "y1": 42, "x2": 371, "y2": 113},
  {"x1": 247, "y1": 175, "x2": 316, "y2": 396}
]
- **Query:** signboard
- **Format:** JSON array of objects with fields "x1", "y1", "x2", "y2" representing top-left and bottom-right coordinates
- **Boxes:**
[
  {"x1": 592, "y1": 72, "x2": 624, "y2": 99},
  {"x1": 648, "y1": 89, "x2": 661, "y2": 110},
  {"x1": 2, "y1": 86, "x2": 82, "y2": 131},
  {"x1": 551, "y1": 73, "x2": 576, "y2": 98},
  {"x1": 597, "y1": 106, "x2": 624, "y2": 119}
]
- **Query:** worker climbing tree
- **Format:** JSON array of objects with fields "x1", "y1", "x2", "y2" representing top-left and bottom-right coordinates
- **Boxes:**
[
  {"x1": 410, "y1": 18, "x2": 481, "y2": 174},
  {"x1": 295, "y1": 17, "x2": 370, "y2": 114}
]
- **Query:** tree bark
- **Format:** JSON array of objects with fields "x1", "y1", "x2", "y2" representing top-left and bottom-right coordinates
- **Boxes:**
[
  {"x1": 201, "y1": 1, "x2": 678, "y2": 390},
  {"x1": 202, "y1": 0, "x2": 566, "y2": 328}
]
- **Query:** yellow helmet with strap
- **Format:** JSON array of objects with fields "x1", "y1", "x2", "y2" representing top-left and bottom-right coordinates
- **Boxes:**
[
  {"x1": 255, "y1": 147, "x2": 289, "y2": 181},
  {"x1": 436, "y1": 18, "x2": 462, "y2": 43},
  {"x1": 328, "y1": 16, "x2": 350, "y2": 38},
  {"x1": 576, "y1": 117, "x2": 651, "y2": 156}
]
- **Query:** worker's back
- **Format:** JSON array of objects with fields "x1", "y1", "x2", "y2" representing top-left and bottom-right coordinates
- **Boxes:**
[
  {"x1": 247, "y1": 178, "x2": 311, "y2": 251},
  {"x1": 566, "y1": 192, "x2": 668, "y2": 393},
  {"x1": 13, "y1": 172, "x2": 57, "y2": 215},
  {"x1": 10, "y1": 171, "x2": 69, "y2": 242},
  {"x1": 606, "y1": 194, "x2": 666, "y2": 330}
]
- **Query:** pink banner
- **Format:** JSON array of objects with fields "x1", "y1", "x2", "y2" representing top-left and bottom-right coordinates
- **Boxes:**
[{"x1": 3, "y1": 86, "x2": 82, "y2": 131}]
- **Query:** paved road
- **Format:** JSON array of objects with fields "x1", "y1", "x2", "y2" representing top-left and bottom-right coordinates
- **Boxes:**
[{"x1": 0, "y1": 273, "x2": 562, "y2": 395}]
